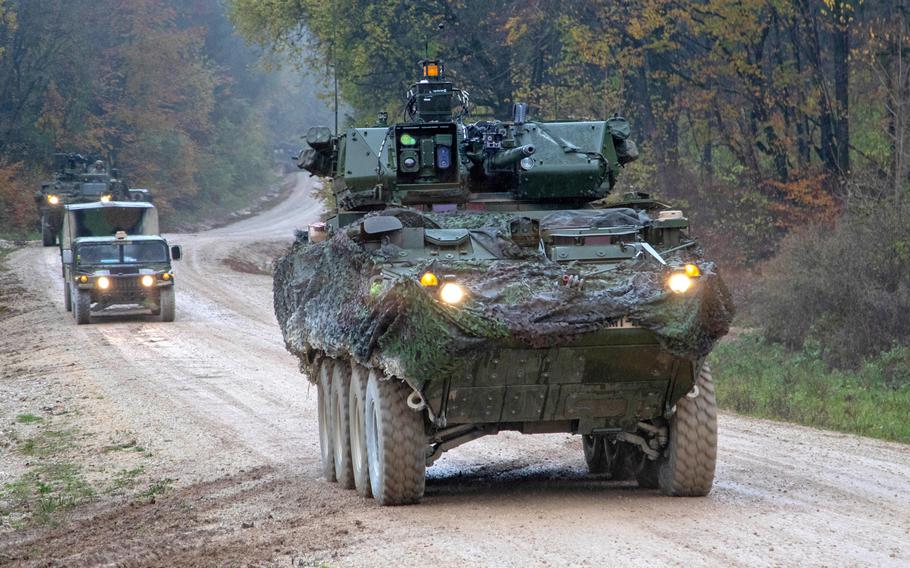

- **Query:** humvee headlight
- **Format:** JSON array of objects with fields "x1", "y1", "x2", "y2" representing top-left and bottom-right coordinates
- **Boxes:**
[
  {"x1": 96, "y1": 276, "x2": 111, "y2": 290},
  {"x1": 439, "y1": 282, "x2": 465, "y2": 304},
  {"x1": 78, "y1": 275, "x2": 88, "y2": 283},
  {"x1": 668, "y1": 273, "x2": 693, "y2": 294},
  {"x1": 419, "y1": 272, "x2": 439, "y2": 287},
  {"x1": 684, "y1": 263, "x2": 701, "y2": 277},
  {"x1": 47, "y1": 195, "x2": 60, "y2": 205},
  {"x1": 140, "y1": 275, "x2": 155, "y2": 287},
  {"x1": 100, "y1": 194, "x2": 112, "y2": 203}
]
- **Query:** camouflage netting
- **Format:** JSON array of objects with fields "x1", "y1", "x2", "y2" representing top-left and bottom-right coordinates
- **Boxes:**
[{"x1": 273, "y1": 209, "x2": 734, "y2": 386}]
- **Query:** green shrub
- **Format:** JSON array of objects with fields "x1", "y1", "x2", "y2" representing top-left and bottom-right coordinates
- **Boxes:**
[{"x1": 754, "y1": 193, "x2": 910, "y2": 368}]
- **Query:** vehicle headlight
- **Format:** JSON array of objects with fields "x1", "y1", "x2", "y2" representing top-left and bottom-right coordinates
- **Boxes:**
[
  {"x1": 140, "y1": 275, "x2": 155, "y2": 287},
  {"x1": 96, "y1": 276, "x2": 111, "y2": 290},
  {"x1": 439, "y1": 282, "x2": 465, "y2": 304},
  {"x1": 47, "y1": 195, "x2": 60, "y2": 205},
  {"x1": 667, "y1": 273, "x2": 693, "y2": 294},
  {"x1": 100, "y1": 194, "x2": 112, "y2": 203}
]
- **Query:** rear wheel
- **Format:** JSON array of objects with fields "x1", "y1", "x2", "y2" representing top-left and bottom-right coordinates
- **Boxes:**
[
  {"x1": 159, "y1": 287, "x2": 176, "y2": 322},
  {"x1": 583, "y1": 435, "x2": 626, "y2": 478},
  {"x1": 73, "y1": 287, "x2": 91, "y2": 325},
  {"x1": 365, "y1": 372, "x2": 426, "y2": 506},
  {"x1": 657, "y1": 365, "x2": 718, "y2": 496},
  {"x1": 64, "y1": 279, "x2": 72, "y2": 312},
  {"x1": 349, "y1": 365, "x2": 372, "y2": 498},
  {"x1": 317, "y1": 359, "x2": 336, "y2": 482},
  {"x1": 41, "y1": 215, "x2": 55, "y2": 247},
  {"x1": 331, "y1": 361, "x2": 355, "y2": 489}
]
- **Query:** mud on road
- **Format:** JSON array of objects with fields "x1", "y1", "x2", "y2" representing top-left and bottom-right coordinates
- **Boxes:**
[{"x1": 1, "y1": 174, "x2": 909, "y2": 567}]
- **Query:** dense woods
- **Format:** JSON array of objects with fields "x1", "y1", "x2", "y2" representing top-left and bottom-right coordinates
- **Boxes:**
[{"x1": 0, "y1": 0, "x2": 330, "y2": 233}]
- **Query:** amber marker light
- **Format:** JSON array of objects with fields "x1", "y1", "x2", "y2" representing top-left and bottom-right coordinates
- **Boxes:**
[
  {"x1": 419, "y1": 272, "x2": 439, "y2": 287},
  {"x1": 424, "y1": 63, "x2": 440, "y2": 78},
  {"x1": 684, "y1": 263, "x2": 701, "y2": 277},
  {"x1": 100, "y1": 194, "x2": 112, "y2": 203},
  {"x1": 78, "y1": 275, "x2": 89, "y2": 283},
  {"x1": 439, "y1": 282, "x2": 465, "y2": 304},
  {"x1": 141, "y1": 275, "x2": 155, "y2": 287},
  {"x1": 162, "y1": 272, "x2": 171, "y2": 280}
]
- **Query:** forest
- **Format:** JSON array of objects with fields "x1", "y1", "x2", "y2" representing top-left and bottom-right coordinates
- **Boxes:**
[
  {"x1": 230, "y1": 0, "x2": 910, "y2": 437},
  {"x1": 0, "y1": 0, "x2": 331, "y2": 231}
]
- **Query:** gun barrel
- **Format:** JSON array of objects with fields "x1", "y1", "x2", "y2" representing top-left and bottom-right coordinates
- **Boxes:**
[{"x1": 487, "y1": 144, "x2": 535, "y2": 168}]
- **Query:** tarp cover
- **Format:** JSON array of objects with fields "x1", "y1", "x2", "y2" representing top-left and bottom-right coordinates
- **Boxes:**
[{"x1": 273, "y1": 209, "x2": 734, "y2": 385}]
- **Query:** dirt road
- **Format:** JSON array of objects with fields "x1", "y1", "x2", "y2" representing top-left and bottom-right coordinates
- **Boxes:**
[{"x1": 1, "y1": 174, "x2": 908, "y2": 567}]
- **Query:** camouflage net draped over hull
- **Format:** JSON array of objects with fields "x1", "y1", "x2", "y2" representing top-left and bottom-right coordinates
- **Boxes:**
[{"x1": 273, "y1": 210, "x2": 734, "y2": 386}]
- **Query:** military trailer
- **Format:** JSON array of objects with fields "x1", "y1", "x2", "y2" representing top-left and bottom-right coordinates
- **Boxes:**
[
  {"x1": 35, "y1": 154, "x2": 140, "y2": 246},
  {"x1": 274, "y1": 61, "x2": 733, "y2": 505},
  {"x1": 59, "y1": 202, "x2": 179, "y2": 323}
]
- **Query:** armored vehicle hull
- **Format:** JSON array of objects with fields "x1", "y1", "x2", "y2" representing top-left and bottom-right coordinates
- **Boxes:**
[{"x1": 275, "y1": 60, "x2": 731, "y2": 505}]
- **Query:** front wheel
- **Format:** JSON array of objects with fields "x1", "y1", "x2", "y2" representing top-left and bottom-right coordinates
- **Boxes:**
[
  {"x1": 64, "y1": 279, "x2": 72, "y2": 312},
  {"x1": 365, "y1": 373, "x2": 426, "y2": 506},
  {"x1": 73, "y1": 287, "x2": 91, "y2": 325},
  {"x1": 159, "y1": 287, "x2": 176, "y2": 322},
  {"x1": 656, "y1": 364, "x2": 718, "y2": 496}
]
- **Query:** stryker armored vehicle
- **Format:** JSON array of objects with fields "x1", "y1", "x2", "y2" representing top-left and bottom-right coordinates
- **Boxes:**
[
  {"x1": 274, "y1": 60, "x2": 733, "y2": 505},
  {"x1": 36, "y1": 154, "x2": 150, "y2": 246},
  {"x1": 59, "y1": 201, "x2": 180, "y2": 324}
]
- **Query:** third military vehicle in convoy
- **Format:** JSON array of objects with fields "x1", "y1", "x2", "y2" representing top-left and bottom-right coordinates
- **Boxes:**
[
  {"x1": 59, "y1": 201, "x2": 180, "y2": 324},
  {"x1": 274, "y1": 61, "x2": 733, "y2": 505},
  {"x1": 36, "y1": 153, "x2": 151, "y2": 246}
]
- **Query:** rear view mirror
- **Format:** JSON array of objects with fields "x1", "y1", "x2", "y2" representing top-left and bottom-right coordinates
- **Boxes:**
[
  {"x1": 171, "y1": 245, "x2": 182, "y2": 261},
  {"x1": 61, "y1": 250, "x2": 73, "y2": 264}
]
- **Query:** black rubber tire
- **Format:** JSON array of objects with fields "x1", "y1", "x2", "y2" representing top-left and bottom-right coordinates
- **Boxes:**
[
  {"x1": 349, "y1": 365, "x2": 372, "y2": 498},
  {"x1": 365, "y1": 372, "x2": 426, "y2": 506},
  {"x1": 635, "y1": 454, "x2": 659, "y2": 489},
  {"x1": 41, "y1": 216, "x2": 55, "y2": 247},
  {"x1": 317, "y1": 359, "x2": 336, "y2": 482},
  {"x1": 159, "y1": 287, "x2": 176, "y2": 322},
  {"x1": 657, "y1": 364, "x2": 718, "y2": 496},
  {"x1": 64, "y1": 280, "x2": 72, "y2": 312},
  {"x1": 331, "y1": 360, "x2": 355, "y2": 489},
  {"x1": 582, "y1": 435, "x2": 608, "y2": 474},
  {"x1": 74, "y1": 287, "x2": 91, "y2": 325}
]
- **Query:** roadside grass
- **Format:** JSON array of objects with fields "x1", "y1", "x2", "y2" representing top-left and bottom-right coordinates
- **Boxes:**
[
  {"x1": 15, "y1": 413, "x2": 43, "y2": 424},
  {"x1": 1, "y1": 463, "x2": 93, "y2": 527},
  {"x1": 710, "y1": 333, "x2": 910, "y2": 443}
]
